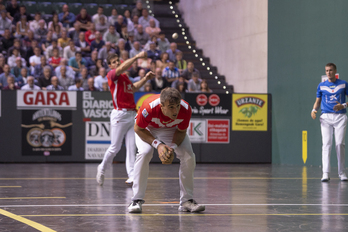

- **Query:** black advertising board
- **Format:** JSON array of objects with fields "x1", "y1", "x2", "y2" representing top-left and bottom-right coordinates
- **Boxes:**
[
  {"x1": 21, "y1": 109, "x2": 72, "y2": 156},
  {"x1": 185, "y1": 93, "x2": 231, "y2": 117}
]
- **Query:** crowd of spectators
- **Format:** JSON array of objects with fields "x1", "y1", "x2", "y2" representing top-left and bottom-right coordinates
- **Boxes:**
[{"x1": 0, "y1": 0, "x2": 211, "y2": 93}]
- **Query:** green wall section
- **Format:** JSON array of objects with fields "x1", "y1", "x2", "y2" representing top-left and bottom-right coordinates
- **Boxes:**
[{"x1": 269, "y1": 0, "x2": 348, "y2": 165}]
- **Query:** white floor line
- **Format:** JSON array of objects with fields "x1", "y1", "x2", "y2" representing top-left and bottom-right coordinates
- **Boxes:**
[{"x1": 1, "y1": 203, "x2": 348, "y2": 208}]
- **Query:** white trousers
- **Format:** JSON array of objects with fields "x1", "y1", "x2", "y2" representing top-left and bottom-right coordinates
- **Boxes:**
[
  {"x1": 320, "y1": 113, "x2": 347, "y2": 174},
  {"x1": 100, "y1": 109, "x2": 137, "y2": 179},
  {"x1": 131, "y1": 126, "x2": 196, "y2": 204}
]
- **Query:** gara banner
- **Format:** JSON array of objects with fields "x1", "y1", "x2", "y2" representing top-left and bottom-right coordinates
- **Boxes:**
[
  {"x1": 21, "y1": 109, "x2": 72, "y2": 156},
  {"x1": 185, "y1": 93, "x2": 231, "y2": 117},
  {"x1": 232, "y1": 94, "x2": 268, "y2": 131}
]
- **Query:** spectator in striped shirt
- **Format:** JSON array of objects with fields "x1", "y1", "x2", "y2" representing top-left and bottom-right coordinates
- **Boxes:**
[{"x1": 162, "y1": 61, "x2": 180, "y2": 84}]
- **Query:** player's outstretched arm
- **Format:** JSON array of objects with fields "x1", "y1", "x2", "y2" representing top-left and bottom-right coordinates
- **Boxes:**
[
  {"x1": 115, "y1": 51, "x2": 147, "y2": 76},
  {"x1": 133, "y1": 71, "x2": 155, "y2": 92},
  {"x1": 311, "y1": 98, "x2": 321, "y2": 119}
]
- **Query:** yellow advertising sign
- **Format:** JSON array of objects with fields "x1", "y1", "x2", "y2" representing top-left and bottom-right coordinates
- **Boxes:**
[{"x1": 232, "y1": 94, "x2": 268, "y2": 131}]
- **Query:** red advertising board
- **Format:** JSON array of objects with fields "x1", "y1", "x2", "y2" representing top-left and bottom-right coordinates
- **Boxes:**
[{"x1": 207, "y1": 119, "x2": 230, "y2": 143}]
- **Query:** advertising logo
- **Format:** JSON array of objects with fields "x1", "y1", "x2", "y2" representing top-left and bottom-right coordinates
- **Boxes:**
[
  {"x1": 196, "y1": 94, "x2": 208, "y2": 106},
  {"x1": 208, "y1": 94, "x2": 220, "y2": 106}
]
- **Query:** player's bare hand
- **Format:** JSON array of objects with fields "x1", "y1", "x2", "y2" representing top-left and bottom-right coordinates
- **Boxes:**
[
  {"x1": 311, "y1": 110, "x2": 317, "y2": 119},
  {"x1": 145, "y1": 71, "x2": 155, "y2": 81},
  {"x1": 136, "y1": 51, "x2": 147, "y2": 59},
  {"x1": 158, "y1": 144, "x2": 174, "y2": 164},
  {"x1": 333, "y1": 101, "x2": 344, "y2": 112}
]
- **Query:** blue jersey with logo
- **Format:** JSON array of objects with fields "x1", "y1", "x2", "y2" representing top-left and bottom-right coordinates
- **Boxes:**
[{"x1": 317, "y1": 79, "x2": 348, "y2": 113}]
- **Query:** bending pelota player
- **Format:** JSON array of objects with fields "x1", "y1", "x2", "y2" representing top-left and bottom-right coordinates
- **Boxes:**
[
  {"x1": 96, "y1": 51, "x2": 154, "y2": 186},
  {"x1": 128, "y1": 87, "x2": 205, "y2": 213},
  {"x1": 311, "y1": 63, "x2": 348, "y2": 182}
]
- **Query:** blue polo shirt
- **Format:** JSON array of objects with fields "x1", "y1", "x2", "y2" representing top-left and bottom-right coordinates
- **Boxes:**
[{"x1": 317, "y1": 79, "x2": 348, "y2": 113}]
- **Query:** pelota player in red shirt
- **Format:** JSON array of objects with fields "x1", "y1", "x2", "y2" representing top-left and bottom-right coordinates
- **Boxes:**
[
  {"x1": 96, "y1": 51, "x2": 154, "y2": 186},
  {"x1": 128, "y1": 87, "x2": 205, "y2": 213}
]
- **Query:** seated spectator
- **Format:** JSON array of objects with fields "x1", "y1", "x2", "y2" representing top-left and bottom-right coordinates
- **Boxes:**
[
  {"x1": 137, "y1": 56, "x2": 152, "y2": 69},
  {"x1": 48, "y1": 13, "x2": 63, "y2": 34},
  {"x1": 55, "y1": 59, "x2": 75, "y2": 79},
  {"x1": 16, "y1": 67, "x2": 30, "y2": 87},
  {"x1": 34, "y1": 19, "x2": 48, "y2": 41},
  {"x1": 3, "y1": 75, "x2": 20, "y2": 90},
  {"x1": 8, "y1": 39, "x2": 25, "y2": 57},
  {"x1": 58, "y1": 30, "x2": 70, "y2": 49},
  {"x1": 23, "y1": 29, "x2": 35, "y2": 48},
  {"x1": 24, "y1": 39, "x2": 38, "y2": 63},
  {"x1": 6, "y1": 0, "x2": 19, "y2": 21},
  {"x1": 101, "y1": 80, "x2": 109, "y2": 92},
  {"x1": 120, "y1": 23, "x2": 130, "y2": 40},
  {"x1": 38, "y1": 66, "x2": 53, "y2": 90},
  {"x1": 58, "y1": 65, "x2": 74, "y2": 90},
  {"x1": 149, "y1": 60, "x2": 156, "y2": 73},
  {"x1": 128, "y1": 61, "x2": 140, "y2": 78},
  {"x1": 162, "y1": 61, "x2": 179, "y2": 84},
  {"x1": 90, "y1": 31, "x2": 105, "y2": 52},
  {"x1": 0, "y1": 64, "x2": 15, "y2": 88},
  {"x1": 68, "y1": 78, "x2": 84, "y2": 91},
  {"x1": 200, "y1": 79, "x2": 212, "y2": 93},
  {"x1": 64, "y1": 40, "x2": 81, "y2": 60},
  {"x1": 132, "y1": 15, "x2": 139, "y2": 30},
  {"x1": 139, "y1": 8, "x2": 159, "y2": 29},
  {"x1": 85, "y1": 77, "x2": 98, "y2": 91},
  {"x1": 182, "y1": 61, "x2": 200, "y2": 80},
  {"x1": 124, "y1": 9, "x2": 134, "y2": 32},
  {"x1": 150, "y1": 67, "x2": 168, "y2": 91},
  {"x1": 52, "y1": 24, "x2": 61, "y2": 40},
  {"x1": 30, "y1": 12, "x2": 46, "y2": 33},
  {"x1": 176, "y1": 82, "x2": 186, "y2": 95},
  {"x1": 68, "y1": 23, "x2": 81, "y2": 42},
  {"x1": 114, "y1": 15, "x2": 125, "y2": 35},
  {"x1": 41, "y1": 31, "x2": 54, "y2": 54},
  {"x1": 11, "y1": 57, "x2": 27, "y2": 78},
  {"x1": 175, "y1": 51, "x2": 187, "y2": 74},
  {"x1": 126, "y1": 32, "x2": 135, "y2": 51},
  {"x1": 7, "y1": 48, "x2": 26, "y2": 68},
  {"x1": 156, "y1": 52, "x2": 169, "y2": 72},
  {"x1": 171, "y1": 76, "x2": 187, "y2": 90},
  {"x1": 108, "y1": 8, "x2": 118, "y2": 26},
  {"x1": 134, "y1": 24, "x2": 149, "y2": 47},
  {"x1": 132, "y1": 1, "x2": 143, "y2": 18},
  {"x1": 1, "y1": 28, "x2": 14, "y2": 54},
  {"x1": 68, "y1": 51, "x2": 86, "y2": 74},
  {"x1": 120, "y1": 50, "x2": 129, "y2": 63},
  {"x1": 13, "y1": 5, "x2": 32, "y2": 26},
  {"x1": 0, "y1": 55, "x2": 4, "y2": 74},
  {"x1": 46, "y1": 76, "x2": 64, "y2": 90},
  {"x1": 29, "y1": 47, "x2": 42, "y2": 74},
  {"x1": 131, "y1": 68, "x2": 146, "y2": 88},
  {"x1": 115, "y1": 38, "x2": 129, "y2": 56},
  {"x1": 85, "y1": 50, "x2": 98, "y2": 68},
  {"x1": 85, "y1": 23, "x2": 97, "y2": 46},
  {"x1": 92, "y1": 6, "x2": 107, "y2": 25},
  {"x1": 0, "y1": 10, "x2": 12, "y2": 35},
  {"x1": 144, "y1": 35, "x2": 158, "y2": 51},
  {"x1": 129, "y1": 41, "x2": 142, "y2": 58},
  {"x1": 147, "y1": 41, "x2": 161, "y2": 61},
  {"x1": 103, "y1": 25, "x2": 120, "y2": 48},
  {"x1": 145, "y1": 19, "x2": 161, "y2": 38},
  {"x1": 45, "y1": 39, "x2": 63, "y2": 60},
  {"x1": 33, "y1": 56, "x2": 52, "y2": 79},
  {"x1": 166, "y1": 42, "x2": 180, "y2": 62},
  {"x1": 157, "y1": 31, "x2": 170, "y2": 53},
  {"x1": 75, "y1": 31, "x2": 90, "y2": 56},
  {"x1": 98, "y1": 42, "x2": 115, "y2": 61},
  {"x1": 89, "y1": 58, "x2": 105, "y2": 77},
  {"x1": 94, "y1": 67, "x2": 107, "y2": 90},
  {"x1": 48, "y1": 47, "x2": 62, "y2": 69},
  {"x1": 96, "y1": 16, "x2": 108, "y2": 36},
  {"x1": 187, "y1": 72, "x2": 202, "y2": 92},
  {"x1": 58, "y1": 4, "x2": 75, "y2": 28},
  {"x1": 78, "y1": 67, "x2": 89, "y2": 89},
  {"x1": 144, "y1": 82, "x2": 152, "y2": 92},
  {"x1": 21, "y1": 76, "x2": 40, "y2": 90},
  {"x1": 75, "y1": 8, "x2": 91, "y2": 32}
]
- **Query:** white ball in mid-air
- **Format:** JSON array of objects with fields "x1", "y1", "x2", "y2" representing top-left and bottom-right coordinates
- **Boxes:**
[{"x1": 172, "y1": 33, "x2": 178, "y2": 39}]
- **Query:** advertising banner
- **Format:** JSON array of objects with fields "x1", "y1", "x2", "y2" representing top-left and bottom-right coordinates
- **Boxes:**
[
  {"x1": 17, "y1": 90, "x2": 77, "y2": 110},
  {"x1": 185, "y1": 93, "x2": 231, "y2": 117},
  {"x1": 85, "y1": 121, "x2": 111, "y2": 160},
  {"x1": 82, "y1": 91, "x2": 113, "y2": 121},
  {"x1": 232, "y1": 94, "x2": 268, "y2": 131},
  {"x1": 187, "y1": 119, "x2": 206, "y2": 143},
  {"x1": 21, "y1": 109, "x2": 72, "y2": 156},
  {"x1": 187, "y1": 119, "x2": 230, "y2": 143}
]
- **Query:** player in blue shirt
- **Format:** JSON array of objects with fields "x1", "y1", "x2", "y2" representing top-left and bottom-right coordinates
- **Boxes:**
[{"x1": 312, "y1": 63, "x2": 348, "y2": 182}]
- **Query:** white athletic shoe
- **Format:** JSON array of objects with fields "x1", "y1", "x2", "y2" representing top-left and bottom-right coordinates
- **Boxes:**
[
  {"x1": 321, "y1": 173, "x2": 330, "y2": 182},
  {"x1": 128, "y1": 200, "x2": 145, "y2": 213},
  {"x1": 125, "y1": 178, "x2": 133, "y2": 186},
  {"x1": 339, "y1": 173, "x2": 348, "y2": 181},
  {"x1": 178, "y1": 199, "x2": 205, "y2": 213},
  {"x1": 96, "y1": 164, "x2": 105, "y2": 186}
]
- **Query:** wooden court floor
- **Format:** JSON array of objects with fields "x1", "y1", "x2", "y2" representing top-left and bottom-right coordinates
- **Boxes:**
[{"x1": 0, "y1": 163, "x2": 348, "y2": 232}]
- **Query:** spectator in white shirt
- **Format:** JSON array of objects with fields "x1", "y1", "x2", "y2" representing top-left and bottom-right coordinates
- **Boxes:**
[
  {"x1": 7, "y1": 48, "x2": 26, "y2": 68},
  {"x1": 46, "y1": 76, "x2": 64, "y2": 90},
  {"x1": 92, "y1": 6, "x2": 107, "y2": 25},
  {"x1": 29, "y1": 47, "x2": 42, "y2": 74},
  {"x1": 29, "y1": 12, "x2": 47, "y2": 33},
  {"x1": 64, "y1": 40, "x2": 81, "y2": 60},
  {"x1": 0, "y1": 10, "x2": 12, "y2": 35},
  {"x1": 94, "y1": 67, "x2": 107, "y2": 90},
  {"x1": 21, "y1": 76, "x2": 41, "y2": 90},
  {"x1": 68, "y1": 78, "x2": 84, "y2": 91},
  {"x1": 139, "y1": 8, "x2": 159, "y2": 29},
  {"x1": 129, "y1": 41, "x2": 142, "y2": 58}
]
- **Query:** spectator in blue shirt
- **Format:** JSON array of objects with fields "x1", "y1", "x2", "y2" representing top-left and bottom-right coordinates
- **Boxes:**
[
  {"x1": 166, "y1": 42, "x2": 181, "y2": 62},
  {"x1": 68, "y1": 51, "x2": 86, "y2": 76},
  {"x1": 90, "y1": 31, "x2": 105, "y2": 52},
  {"x1": 147, "y1": 42, "x2": 161, "y2": 61},
  {"x1": 58, "y1": 4, "x2": 76, "y2": 28},
  {"x1": 162, "y1": 61, "x2": 180, "y2": 84}
]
